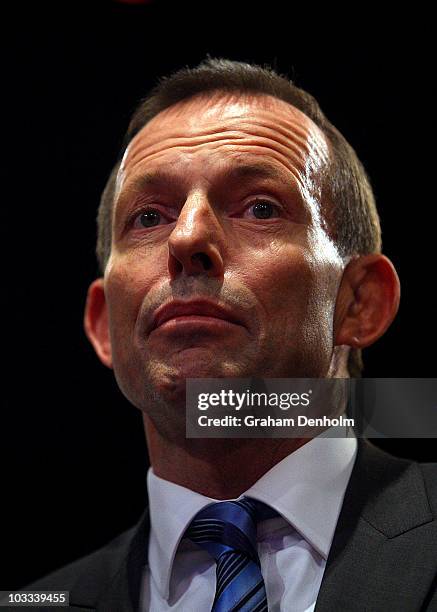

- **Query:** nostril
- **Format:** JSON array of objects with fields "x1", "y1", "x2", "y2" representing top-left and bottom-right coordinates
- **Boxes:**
[{"x1": 191, "y1": 252, "x2": 212, "y2": 271}]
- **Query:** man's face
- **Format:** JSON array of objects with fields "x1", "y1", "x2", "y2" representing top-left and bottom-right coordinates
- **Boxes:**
[{"x1": 103, "y1": 93, "x2": 344, "y2": 418}]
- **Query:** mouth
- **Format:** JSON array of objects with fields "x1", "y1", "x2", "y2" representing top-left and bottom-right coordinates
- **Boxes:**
[{"x1": 148, "y1": 300, "x2": 245, "y2": 335}]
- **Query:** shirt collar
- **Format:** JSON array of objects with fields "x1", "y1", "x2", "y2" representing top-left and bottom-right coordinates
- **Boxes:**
[{"x1": 147, "y1": 428, "x2": 357, "y2": 600}]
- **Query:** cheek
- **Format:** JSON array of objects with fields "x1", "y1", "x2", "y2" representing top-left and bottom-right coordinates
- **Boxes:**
[
  {"x1": 236, "y1": 239, "x2": 318, "y2": 308},
  {"x1": 104, "y1": 256, "x2": 160, "y2": 359},
  {"x1": 106, "y1": 265, "x2": 142, "y2": 325},
  {"x1": 105, "y1": 247, "x2": 167, "y2": 322},
  {"x1": 235, "y1": 238, "x2": 339, "y2": 337}
]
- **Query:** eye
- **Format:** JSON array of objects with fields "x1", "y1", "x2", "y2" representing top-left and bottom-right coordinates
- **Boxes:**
[
  {"x1": 246, "y1": 199, "x2": 280, "y2": 219},
  {"x1": 138, "y1": 209, "x2": 163, "y2": 228}
]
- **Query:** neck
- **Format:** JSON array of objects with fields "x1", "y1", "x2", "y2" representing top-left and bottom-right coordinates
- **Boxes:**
[{"x1": 143, "y1": 413, "x2": 310, "y2": 499}]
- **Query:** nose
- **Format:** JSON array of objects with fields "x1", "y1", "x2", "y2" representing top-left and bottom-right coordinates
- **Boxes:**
[{"x1": 167, "y1": 191, "x2": 225, "y2": 279}]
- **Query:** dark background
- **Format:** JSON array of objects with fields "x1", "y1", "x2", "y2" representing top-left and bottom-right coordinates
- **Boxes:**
[{"x1": 2, "y1": 1, "x2": 435, "y2": 589}]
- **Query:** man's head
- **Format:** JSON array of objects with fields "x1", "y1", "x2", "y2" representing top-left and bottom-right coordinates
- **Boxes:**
[{"x1": 84, "y1": 59, "x2": 399, "y2": 436}]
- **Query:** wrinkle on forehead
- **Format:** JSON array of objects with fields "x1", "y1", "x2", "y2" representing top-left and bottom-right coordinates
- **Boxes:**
[
  {"x1": 116, "y1": 93, "x2": 330, "y2": 221},
  {"x1": 125, "y1": 93, "x2": 328, "y2": 161},
  {"x1": 125, "y1": 118, "x2": 326, "y2": 174}
]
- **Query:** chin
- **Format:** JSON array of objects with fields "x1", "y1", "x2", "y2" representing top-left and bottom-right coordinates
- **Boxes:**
[
  {"x1": 157, "y1": 349, "x2": 234, "y2": 378},
  {"x1": 146, "y1": 352, "x2": 253, "y2": 403}
]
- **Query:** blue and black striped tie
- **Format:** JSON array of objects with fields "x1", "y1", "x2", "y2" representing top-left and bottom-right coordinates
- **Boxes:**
[{"x1": 184, "y1": 497, "x2": 277, "y2": 612}]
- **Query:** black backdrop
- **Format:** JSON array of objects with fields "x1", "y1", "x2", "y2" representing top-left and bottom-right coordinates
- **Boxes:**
[{"x1": 2, "y1": 1, "x2": 436, "y2": 589}]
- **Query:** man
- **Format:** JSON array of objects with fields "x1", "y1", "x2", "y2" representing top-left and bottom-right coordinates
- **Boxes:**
[{"x1": 25, "y1": 59, "x2": 437, "y2": 611}]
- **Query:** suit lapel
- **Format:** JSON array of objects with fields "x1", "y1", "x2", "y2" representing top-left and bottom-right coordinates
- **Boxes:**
[{"x1": 315, "y1": 439, "x2": 434, "y2": 611}]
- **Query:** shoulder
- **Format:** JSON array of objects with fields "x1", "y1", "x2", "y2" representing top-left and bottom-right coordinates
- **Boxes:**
[
  {"x1": 25, "y1": 528, "x2": 134, "y2": 591},
  {"x1": 23, "y1": 510, "x2": 149, "y2": 610},
  {"x1": 352, "y1": 440, "x2": 437, "y2": 534},
  {"x1": 318, "y1": 442, "x2": 437, "y2": 610},
  {"x1": 356, "y1": 438, "x2": 437, "y2": 484}
]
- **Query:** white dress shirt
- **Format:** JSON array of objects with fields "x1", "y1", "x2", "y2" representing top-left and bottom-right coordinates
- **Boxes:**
[{"x1": 140, "y1": 429, "x2": 357, "y2": 612}]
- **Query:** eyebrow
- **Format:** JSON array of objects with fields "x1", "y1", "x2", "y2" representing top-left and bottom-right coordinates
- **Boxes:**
[
  {"x1": 117, "y1": 170, "x2": 174, "y2": 204},
  {"x1": 222, "y1": 162, "x2": 291, "y2": 183},
  {"x1": 214, "y1": 163, "x2": 303, "y2": 204},
  {"x1": 116, "y1": 161, "x2": 300, "y2": 210}
]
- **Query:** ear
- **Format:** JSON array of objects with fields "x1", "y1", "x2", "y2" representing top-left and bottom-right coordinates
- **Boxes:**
[
  {"x1": 334, "y1": 254, "x2": 400, "y2": 349},
  {"x1": 84, "y1": 278, "x2": 113, "y2": 368}
]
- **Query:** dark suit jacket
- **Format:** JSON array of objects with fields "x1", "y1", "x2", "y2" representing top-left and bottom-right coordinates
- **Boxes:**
[{"x1": 24, "y1": 440, "x2": 437, "y2": 611}]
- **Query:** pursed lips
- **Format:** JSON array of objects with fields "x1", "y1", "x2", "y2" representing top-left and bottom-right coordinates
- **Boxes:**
[{"x1": 148, "y1": 300, "x2": 245, "y2": 334}]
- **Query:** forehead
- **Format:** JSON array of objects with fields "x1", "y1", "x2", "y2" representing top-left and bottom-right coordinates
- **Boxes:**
[{"x1": 118, "y1": 92, "x2": 330, "y2": 197}]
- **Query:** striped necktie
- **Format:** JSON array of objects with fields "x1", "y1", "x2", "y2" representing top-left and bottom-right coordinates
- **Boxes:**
[{"x1": 184, "y1": 497, "x2": 277, "y2": 612}]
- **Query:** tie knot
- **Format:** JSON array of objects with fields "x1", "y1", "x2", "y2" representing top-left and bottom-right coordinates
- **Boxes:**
[{"x1": 185, "y1": 497, "x2": 277, "y2": 563}]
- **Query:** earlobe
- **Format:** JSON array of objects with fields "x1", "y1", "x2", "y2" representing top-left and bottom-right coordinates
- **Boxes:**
[
  {"x1": 334, "y1": 254, "x2": 401, "y2": 349},
  {"x1": 84, "y1": 278, "x2": 113, "y2": 369}
]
